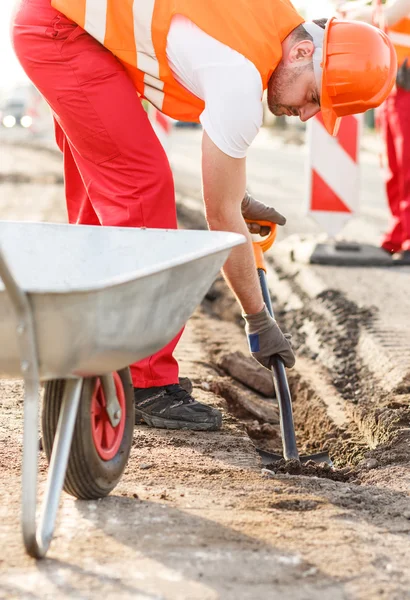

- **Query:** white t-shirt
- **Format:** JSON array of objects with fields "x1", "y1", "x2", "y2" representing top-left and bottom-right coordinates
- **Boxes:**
[{"x1": 166, "y1": 15, "x2": 264, "y2": 159}]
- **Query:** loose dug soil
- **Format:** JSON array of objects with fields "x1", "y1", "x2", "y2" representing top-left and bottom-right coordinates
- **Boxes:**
[
  {"x1": 264, "y1": 459, "x2": 353, "y2": 483},
  {"x1": 182, "y1": 199, "x2": 410, "y2": 475},
  {"x1": 0, "y1": 144, "x2": 409, "y2": 599},
  {"x1": 269, "y1": 260, "x2": 410, "y2": 473},
  {"x1": 202, "y1": 276, "x2": 358, "y2": 466},
  {"x1": 201, "y1": 245, "x2": 409, "y2": 478},
  {"x1": 178, "y1": 199, "x2": 410, "y2": 479}
]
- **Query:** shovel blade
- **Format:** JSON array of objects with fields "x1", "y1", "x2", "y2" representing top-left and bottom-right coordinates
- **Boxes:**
[{"x1": 257, "y1": 447, "x2": 333, "y2": 467}]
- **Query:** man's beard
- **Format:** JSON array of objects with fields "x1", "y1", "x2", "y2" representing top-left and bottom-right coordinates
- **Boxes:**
[{"x1": 268, "y1": 61, "x2": 311, "y2": 115}]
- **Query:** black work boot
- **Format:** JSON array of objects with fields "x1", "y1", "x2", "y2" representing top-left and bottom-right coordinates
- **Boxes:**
[{"x1": 134, "y1": 384, "x2": 222, "y2": 431}]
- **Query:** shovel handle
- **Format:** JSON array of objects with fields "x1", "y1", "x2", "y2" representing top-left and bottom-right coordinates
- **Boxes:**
[
  {"x1": 246, "y1": 220, "x2": 277, "y2": 272},
  {"x1": 245, "y1": 220, "x2": 277, "y2": 251},
  {"x1": 249, "y1": 223, "x2": 328, "y2": 464},
  {"x1": 247, "y1": 221, "x2": 299, "y2": 461},
  {"x1": 257, "y1": 266, "x2": 299, "y2": 461}
]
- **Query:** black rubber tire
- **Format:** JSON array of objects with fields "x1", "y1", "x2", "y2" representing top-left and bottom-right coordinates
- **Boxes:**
[{"x1": 42, "y1": 368, "x2": 135, "y2": 500}]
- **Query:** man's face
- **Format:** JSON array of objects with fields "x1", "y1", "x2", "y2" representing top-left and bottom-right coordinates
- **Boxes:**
[{"x1": 268, "y1": 40, "x2": 321, "y2": 123}]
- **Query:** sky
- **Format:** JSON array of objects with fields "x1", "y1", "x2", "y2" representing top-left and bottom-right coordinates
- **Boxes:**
[{"x1": 0, "y1": 0, "x2": 336, "y2": 92}]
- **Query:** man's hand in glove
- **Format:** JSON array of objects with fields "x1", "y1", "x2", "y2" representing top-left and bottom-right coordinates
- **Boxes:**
[
  {"x1": 241, "y1": 191, "x2": 286, "y2": 237},
  {"x1": 243, "y1": 305, "x2": 295, "y2": 370}
]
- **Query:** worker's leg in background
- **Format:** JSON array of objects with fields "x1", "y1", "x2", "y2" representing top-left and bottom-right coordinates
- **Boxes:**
[
  {"x1": 380, "y1": 93, "x2": 403, "y2": 253},
  {"x1": 395, "y1": 87, "x2": 410, "y2": 252},
  {"x1": 12, "y1": 0, "x2": 221, "y2": 430}
]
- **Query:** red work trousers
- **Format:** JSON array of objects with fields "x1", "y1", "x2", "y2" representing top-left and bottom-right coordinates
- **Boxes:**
[
  {"x1": 12, "y1": 0, "x2": 183, "y2": 388},
  {"x1": 380, "y1": 86, "x2": 410, "y2": 253}
]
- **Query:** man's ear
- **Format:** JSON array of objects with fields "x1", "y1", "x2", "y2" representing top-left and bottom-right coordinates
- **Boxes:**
[{"x1": 288, "y1": 40, "x2": 315, "y2": 63}]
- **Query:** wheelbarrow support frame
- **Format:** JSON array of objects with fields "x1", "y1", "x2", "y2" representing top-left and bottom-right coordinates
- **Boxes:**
[{"x1": 0, "y1": 248, "x2": 83, "y2": 558}]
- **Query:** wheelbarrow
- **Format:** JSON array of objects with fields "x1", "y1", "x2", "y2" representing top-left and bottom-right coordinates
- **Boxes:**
[{"x1": 0, "y1": 220, "x2": 244, "y2": 558}]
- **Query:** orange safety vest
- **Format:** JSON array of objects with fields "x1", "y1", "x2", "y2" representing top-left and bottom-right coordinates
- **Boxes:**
[
  {"x1": 388, "y1": 15, "x2": 410, "y2": 66},
  {"x1": 50, "y1": 0, "x2": 303, "y2": 122}
]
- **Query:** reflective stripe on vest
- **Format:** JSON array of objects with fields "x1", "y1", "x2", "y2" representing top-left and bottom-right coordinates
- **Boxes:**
[
  {"x1": 79, "y1": 0, "x2": 165, "y2": 108},
  {"x1": 133, "y1": 0, "x2": 165, "y2": 109},
  {"x1": 84, "y1": 0, "x2": 107, "y2": 44},
  {"x1": 51, "y1": 0, "x2": 304, "y2": 121}
]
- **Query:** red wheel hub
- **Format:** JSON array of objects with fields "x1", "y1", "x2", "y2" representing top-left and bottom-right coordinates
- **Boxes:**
[{"x1": 91, "y1": 373, "x2": 126, "y2": 461}]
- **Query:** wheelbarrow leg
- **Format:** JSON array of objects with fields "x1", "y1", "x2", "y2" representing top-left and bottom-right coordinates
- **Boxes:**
[
  {"x1": 101, "y1": 374, "x2": 122, "y2": 427},
  {"x1": 0, "y1": 248, "x2": 83, "y2": 557},
  {"x1": 22, "y1": 378, "x2": 83, "y2": 558}
]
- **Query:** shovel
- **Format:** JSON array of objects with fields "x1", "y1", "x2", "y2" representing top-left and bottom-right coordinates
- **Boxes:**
[{"x1": 247, "y1": 220, "x2": 332, "y2": 466}]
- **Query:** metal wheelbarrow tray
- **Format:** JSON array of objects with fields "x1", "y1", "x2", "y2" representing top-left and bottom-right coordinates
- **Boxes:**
[{"x1": 0, "y1": 220, "x2": 244, "y2": 558}]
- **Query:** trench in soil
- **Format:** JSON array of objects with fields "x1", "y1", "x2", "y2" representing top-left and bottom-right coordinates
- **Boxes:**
[
  {"x1": 178, "y1": 204, "x2": 410, "y2": 482},
  {"x1": 1, "y1": 153, "x2": 406, "y2": 483},
  {"x1": 199, "y1": 278, "x2": 362, "y2": 478},
  {"x1": 268, "y1": 258, "x2": 410, "y2": 470}
]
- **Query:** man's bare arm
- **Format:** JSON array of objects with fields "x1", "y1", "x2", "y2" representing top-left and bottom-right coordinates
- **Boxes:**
[
  {"x1": 201, "y1": 132, "x2": 295, "y2": 369},
  {"x1": 201, "y1": 131, "x2": 264, "y2": 315}
]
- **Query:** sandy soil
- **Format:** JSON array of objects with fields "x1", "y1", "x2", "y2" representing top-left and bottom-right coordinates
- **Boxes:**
[
  {"x1": 0, "y1": 141, "x2": 409, "y2": 599},
  {"x1": 1, "y1": 310, "x2": 410, "y2": 599}
]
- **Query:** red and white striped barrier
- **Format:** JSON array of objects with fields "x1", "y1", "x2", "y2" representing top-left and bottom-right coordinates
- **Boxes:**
[{"x1": 306, "y1": 113, "x2": 362, "y2": 237}]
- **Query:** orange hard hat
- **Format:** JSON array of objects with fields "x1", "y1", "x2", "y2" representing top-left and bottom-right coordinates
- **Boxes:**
[{"x1": 320, "y1": 18, "x2": 397, "y2": 136}]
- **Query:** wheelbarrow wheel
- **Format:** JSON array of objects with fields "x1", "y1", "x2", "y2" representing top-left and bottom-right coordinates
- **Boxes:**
[{"x1": 42, "y1": 368, "x2": 135, "y2": 500}]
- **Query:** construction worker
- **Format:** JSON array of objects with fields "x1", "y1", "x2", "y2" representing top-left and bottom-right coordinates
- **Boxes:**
[
  {"x1": 12, "y1": 0, "x2": 396, "y2": 432},
  {"x1": 339, "y1": 0, "x2": 410, "y2": 261}
]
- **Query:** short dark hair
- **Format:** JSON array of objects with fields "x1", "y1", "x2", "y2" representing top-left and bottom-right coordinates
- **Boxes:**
[{"x1": 288, "y1": 18, "x2": 328, "y2": 44}]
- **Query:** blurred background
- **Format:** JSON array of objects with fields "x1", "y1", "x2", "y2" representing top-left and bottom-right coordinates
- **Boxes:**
[
  {"x1": 0, "y1": 0, "x2": 386, "y2": 244},
  {"x1": 1, "y1": 0, "x2": 375, "y2": 140}
]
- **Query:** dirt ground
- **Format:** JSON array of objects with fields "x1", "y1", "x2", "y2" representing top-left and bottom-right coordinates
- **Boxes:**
[{"x1": 0, "y1": 140, "x2": 409, "y2": 599}]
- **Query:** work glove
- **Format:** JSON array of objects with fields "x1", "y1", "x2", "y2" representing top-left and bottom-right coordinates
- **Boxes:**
[
  {"x1": 243, "y1": 305, "x2": 296, "y2": 370},
  {"x1": 241, "y1": 191, "x2": 286, "y2": 237},
  {"x1": 397, "y1": 58, "x2": 410, "y2": 91}
]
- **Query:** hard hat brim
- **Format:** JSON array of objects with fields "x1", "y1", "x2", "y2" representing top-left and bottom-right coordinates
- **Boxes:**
[
  {"x1": 320, "y1": 18, "x2": 341, "y2": 137},
  {"x1": 320, "y1": 103, "x2": 341, "y2": 137}
]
